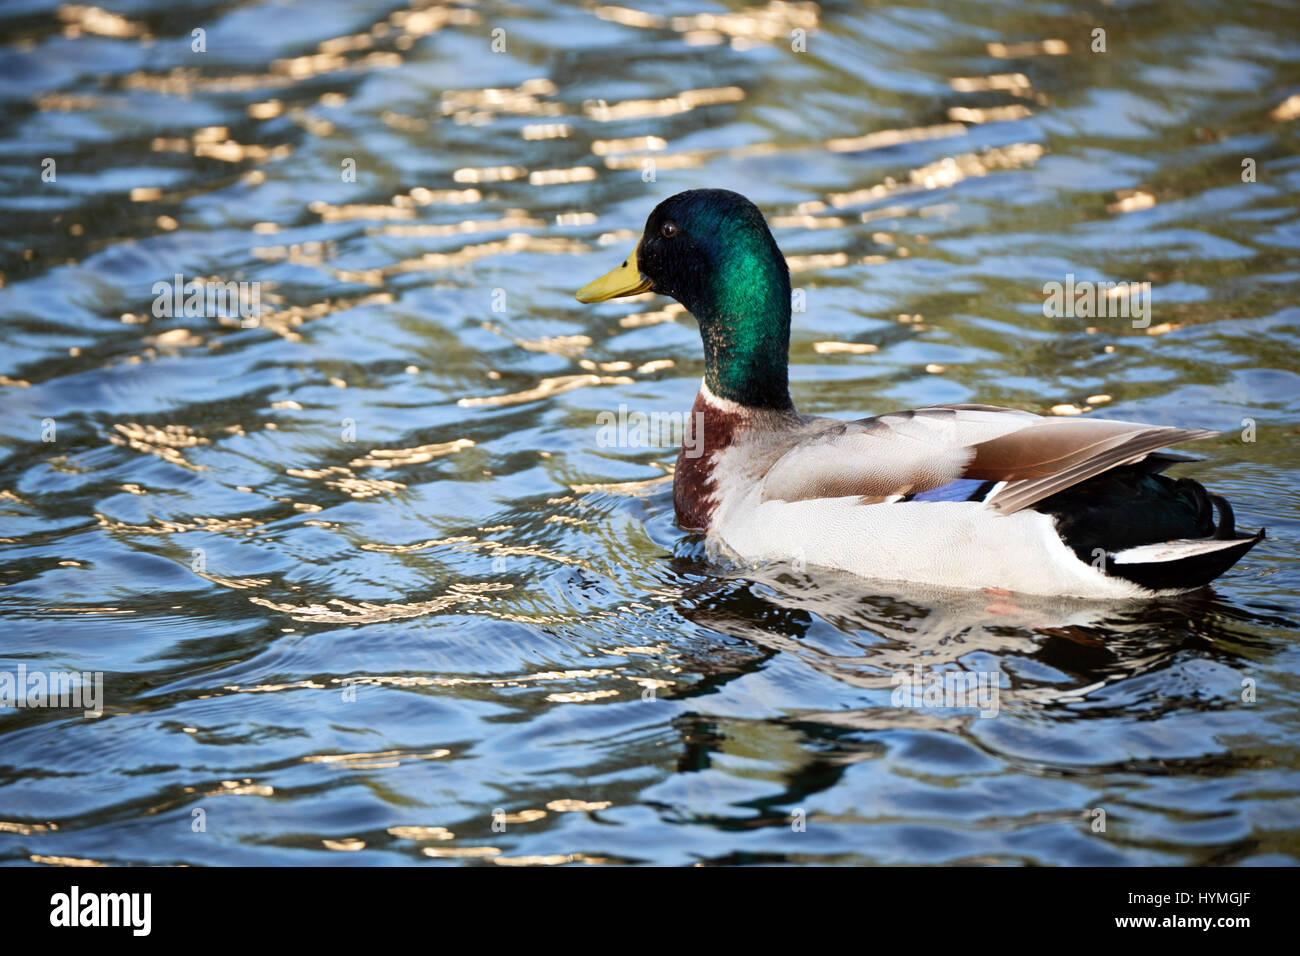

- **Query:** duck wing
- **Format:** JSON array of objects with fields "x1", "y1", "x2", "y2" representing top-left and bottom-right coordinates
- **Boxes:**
[{"x1": 758, "y1": 404, "x2": 1217, "y2": 514}]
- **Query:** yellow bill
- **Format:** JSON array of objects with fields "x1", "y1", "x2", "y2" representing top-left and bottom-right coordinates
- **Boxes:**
[{"x1": 575, "y1": 243, "x2": 652, "y2": 302}]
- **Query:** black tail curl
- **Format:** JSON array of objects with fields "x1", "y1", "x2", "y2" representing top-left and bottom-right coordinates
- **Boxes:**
[
  {"x1": 1209, "y1": 493, "x2": 1236, "y2": 539},
  {"x1": 1038, "y1": 465, "x2": 1263, "y2": 592}
]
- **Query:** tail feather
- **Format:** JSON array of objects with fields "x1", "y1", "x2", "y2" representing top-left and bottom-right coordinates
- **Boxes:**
[
  {"x1": 1209, "y1": 493, "x2": 1236, "y2": 539},
  {"x1": 1036, "y1": 465, "x2": 1264, "y2": 592},
  {"x1": 1107, "y1": 529, "x2": 1264, "y2": 592}
]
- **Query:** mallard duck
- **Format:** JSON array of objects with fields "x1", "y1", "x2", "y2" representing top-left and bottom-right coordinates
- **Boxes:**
[{"x1": 575, "y1": 189, "x2": 1263, "y2": 598}]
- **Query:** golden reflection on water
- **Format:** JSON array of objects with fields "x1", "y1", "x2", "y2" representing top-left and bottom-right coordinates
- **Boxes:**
[
  {"x1": 822, "y1": 142, "x2": 1044, "y2": 210},
  {"x1": 349, "y1": 438, "x2": 475, "y2": 469},
  {"x1": 500, "y1": 809, "x2": 547, "y2": 824},
  {"x1": 333, "y1": 234, "x2": 589, "y2": 286},
  {"x1": 27, "y1": 606, "x2": 135, "y2": 616},
  {"x1": 770, "y1": 214, "x2": 848, "y2": 230},
  {"x1": 57, "y1": 4, "x2": 145, "y2": 39},
  {"x1": 248, "y1": 582, "x2": 513, "y2": 624},
  {"x1": 332, "y1": 668, "x2": 614, "y2": 689},
  {"x1": 194, "y1": 138, "x2": 291, "y2": 164},
  {"x1": 109, "y1": 423, "x2": 209, "y2": 470},
  {"x1": 568, "y1": 473, "x2": 673, "y2": 496},
  {"x1": 546, "y1": 689, "x2": 620, "y2": 702},
  {"x1": 511, "y1": 333, "x2": 593, "y2": 356},
  {"x1": 456, "y1": 372, "x2": 635, "y2": 408},
  {"x1": 786, "y1": 252, "x2": 849, "y2": 273},
  {"x1": 595, "y1": 1, "x2": 818, "y2": 48},
  {"x1": 813, "y1": 341, "x2": 879, "y2": 355},
  {"x1": 441, "y1": 78, "x2": 559, "y2": 121},
  {"x1": 587, "y1": 86, "x2": 746, "y2": 122},
  {"x1": 422, "y1": 846, "x2": 500, "y2": 859},
  {"x1": 1108, "y1": 189, "x2": 1158, "y2": 214},
  {"x1": 593, "y1": 135, "x2": 668, "y2": 155},
  {"x1": 493, "y1": 853, "x2": 579, "y2": 866},
  {"x1": 602, "y1": 148, "x2": 717, "y2": 172},
  {"x1": 322, "y1": 838, "x2": 366, "y2": 851},
  {"x1": 826, "y1": 122, "x2": 966, "y2": 154},
  {"x1": 947, "y1": 104, "x2": 1033, "y2": 124},
  {"x1": 388, "y1": 826, "x2": 454, "y2": 841},
  {"x1": 215, "y1": 780, "x2": 274, "y2": 796},
  {"x1": 322, "y1": 476, "x2": 406, "y2": 499},
  {"x1": 375, "y1": 210, "x2": 545, "y2": 237},
  {"x1": 323, "y1": 663, "x2": 678, "y2": 702},
  {"x1": 362, "y1": 535, "x2": 589, "y2": 569},
  {"x1": 304, "y1": 749, "x2": 450, "y2": 769},
  {"x1": 950, "y1": 72, "x2": 1033, "y2": 95},
  {"x1": 452, "y1": 165, "x2": 525, "y2": 184},
  {"x1": 0, "y1": 821, "x2": 58, "y2": 834},
  {"x1": 617, "y1": 302, "x2": 687, "y2": 329},
  {"x1": 115, "y1": 0, "x2": 477, "y2": 98},
  {"x1": 31, "y1": 854, "x2": 106, "y2": 867},
  {"x1": 95, "y1": 512, "x2": 265, "y2": 536},
  {"x1": 522, "y1": 123, "x2": 572, "y2": 140},
  {"x1": 214, "y1": 681, "x2": 326, "y2": 695},
  {"x1": 253, "y1": 293, "x2": 394, "y2": 341},
  {"x1": 309, "y1": 201, "x2": 415, "y2": 222},
  {"x1": 528, "y1": 166, "x2": 599, "y2": 187},
  {"x1": 986, "y1": 38, "x2": 1069, "y2": 58},
  {"x1": 547, "y1": 799, "x2": 612, "y2": 812},
  {"x1": 196, "y1": 572, "x2": 271, "y2": 591},
  {"x1": 1272, "y1": 94, "x2": 1300, "y2": 121}
]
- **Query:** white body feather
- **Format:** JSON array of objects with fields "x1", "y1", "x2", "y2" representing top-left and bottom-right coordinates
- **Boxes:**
[{"x1": 707, "y1": 490, "x2": 1150, "y2": 599}]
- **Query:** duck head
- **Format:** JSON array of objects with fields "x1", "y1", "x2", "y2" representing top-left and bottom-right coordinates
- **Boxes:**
[{"x1": 576, "y1": 188, "x2": 793, "y2": 410}]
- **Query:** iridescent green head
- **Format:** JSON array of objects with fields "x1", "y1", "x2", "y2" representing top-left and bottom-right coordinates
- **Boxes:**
[{"x1": 577, "y1": 189, "x2": 793, "y2": 410}]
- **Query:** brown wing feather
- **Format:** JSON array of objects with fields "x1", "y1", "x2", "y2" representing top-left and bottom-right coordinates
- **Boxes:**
[{"x1": 971, "y1": 423, "x2": 1218, "y2": 513}]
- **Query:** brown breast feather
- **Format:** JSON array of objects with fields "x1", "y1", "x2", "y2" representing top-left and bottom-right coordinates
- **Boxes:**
[{"x1": 673, "y1": 390, "x2": 744, "y2": 532}]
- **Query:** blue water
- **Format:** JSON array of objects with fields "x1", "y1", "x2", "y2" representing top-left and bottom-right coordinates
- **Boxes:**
[{"x1": 1, "y1": 0, "x2": 1298, "y2": 866}]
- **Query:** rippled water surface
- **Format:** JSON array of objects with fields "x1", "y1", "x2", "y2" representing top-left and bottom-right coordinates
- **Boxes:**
[{"x1": 1, "y1": 0, "x2": 1298, "y2": 866}]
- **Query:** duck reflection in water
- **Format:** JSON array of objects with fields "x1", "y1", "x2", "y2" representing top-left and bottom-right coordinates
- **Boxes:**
[{"x1": 666, "y1": 559, "x2": 1279, "y2": 723}]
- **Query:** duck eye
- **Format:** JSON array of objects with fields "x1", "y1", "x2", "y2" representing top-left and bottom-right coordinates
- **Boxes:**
[{"x1": 660, "y1": 221, "x2": 678, "y2": 239}]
